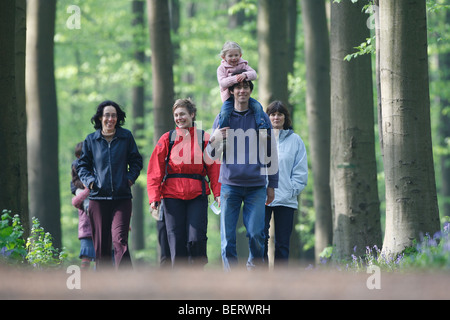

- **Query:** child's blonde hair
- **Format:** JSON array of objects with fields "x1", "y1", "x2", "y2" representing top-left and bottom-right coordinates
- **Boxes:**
[{"x1": 220, "y1": 41, "x2": 242, "y2": 58}]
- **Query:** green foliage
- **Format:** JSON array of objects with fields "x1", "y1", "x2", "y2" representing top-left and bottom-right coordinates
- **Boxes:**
[
  {"x1": 0, "y1": 210, "x2": 66, "y2": 269},
  {"x1": 26, "y1": 218, "x2": 67, "y2": 269},
  {"x1": 0, "y1": 210, "x2": 27, "y2": 264},
  {"x1": 344, "y1": 37, "x2": 375, "y2": 61}
]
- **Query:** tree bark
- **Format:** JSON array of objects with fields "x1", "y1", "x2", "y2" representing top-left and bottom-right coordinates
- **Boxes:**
[
  {"x1": 301, "y1": 0, "x2": 332, "y2": 263},
  {"x1": 147, "y1": 0, "x2": 175, "y2": 143},
  {"x1": 26, "y1": 0, "x2": 61, "y2": 247},
  {"x1": 330, "y1": 0, "x2": 381, "y2": 260},
  {"x1": 380, "y1": 0, "x2": 440, "y2": 256},
  {"x1": 437, "y1": 8, "x2": 450, "y2": 218},
  {"x1": 257, "y1": 0, "x2": 289, "y2": 109},
  {"x1": 0, "y1": 0, "x2": 29, "y2": 236},
  {"x1": 131, "y1": 0, "x2": 146, "y2": 252}
]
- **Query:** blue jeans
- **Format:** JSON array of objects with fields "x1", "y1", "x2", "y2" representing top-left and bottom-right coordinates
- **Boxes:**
[{"x1": 220, "y1": 184, "x2": 267, "y2": 271}]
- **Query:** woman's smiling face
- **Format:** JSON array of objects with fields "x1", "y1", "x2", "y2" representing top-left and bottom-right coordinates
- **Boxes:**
[
  {"x1": 173, "y1": 106, "x2": 195, "y2": 129},
  {"x1": 100, "y1": 105, "x2": 117, "y2": 132}
]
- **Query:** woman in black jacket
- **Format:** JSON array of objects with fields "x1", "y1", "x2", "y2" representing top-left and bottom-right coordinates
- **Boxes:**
[{"x1": 77, "y1": 100, "x2": 143, "y2": 270}]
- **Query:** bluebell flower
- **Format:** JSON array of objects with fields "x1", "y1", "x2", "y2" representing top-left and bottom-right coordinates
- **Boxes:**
[{"x1": 1, "y1": 247, "x2": 12, "y2": 257}]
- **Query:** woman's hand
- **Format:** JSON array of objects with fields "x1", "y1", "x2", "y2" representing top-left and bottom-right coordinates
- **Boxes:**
[
  {"x1": 150, "y1": 201, "x2": 160, "y2": 210},
  {"x1": 265, "y1": 187, "x2": 275, "y2": 205}
]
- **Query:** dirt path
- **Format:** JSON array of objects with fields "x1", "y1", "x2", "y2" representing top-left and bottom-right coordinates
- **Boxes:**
[{"x1": 2, "y1": 264, "x2": 449, "y2": 300}]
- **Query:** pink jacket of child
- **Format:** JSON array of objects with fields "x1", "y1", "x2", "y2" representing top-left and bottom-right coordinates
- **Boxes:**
[
  {"x1": 217, "y1": 58, "x2": 257, "y2": 102},
  {"x1": 71, "y1": 188, "x2": 92, "y2": 239}
]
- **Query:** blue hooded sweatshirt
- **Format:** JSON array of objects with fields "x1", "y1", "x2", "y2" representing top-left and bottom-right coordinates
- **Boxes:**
[{"x1": 208, "y1": 108, "x2": 279, "y2": 189}]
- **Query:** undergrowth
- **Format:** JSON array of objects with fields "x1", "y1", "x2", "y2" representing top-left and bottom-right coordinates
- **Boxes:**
[
  {"x1": 318, "y1": 219, "x2": 450, "y2": 272},
  {"x1": 1, "y1": 209, "x2": 67, "y2": 269}
]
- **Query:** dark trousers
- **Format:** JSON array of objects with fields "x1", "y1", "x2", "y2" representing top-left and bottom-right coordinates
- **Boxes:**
[
  {"x1": 163, "y1": 196, "x2": 208, "y2": 267},
  {"x1": 89, "y1": 199, "x2": 132, "y2": 270},
  {"x1": 264, "y1": 205, "x2": 295, "y2": 266},
  {"x1": 157, "y1": 216, "x2": 171, "y2": 268}
]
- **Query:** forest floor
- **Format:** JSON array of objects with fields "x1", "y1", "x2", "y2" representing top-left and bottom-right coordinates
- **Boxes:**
[{"x1": 1, "y1": 262, "x2": 450, "y2": 300}]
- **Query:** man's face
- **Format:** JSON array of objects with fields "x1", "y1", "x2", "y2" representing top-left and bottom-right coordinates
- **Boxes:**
[{"x1": 231, "y1": 82, "x2": 252, "y2": 103}]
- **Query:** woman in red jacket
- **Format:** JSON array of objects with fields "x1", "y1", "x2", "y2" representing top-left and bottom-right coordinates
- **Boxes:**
[{"x1": 147, "y1": 98, "x2": 221, "y2": 267}]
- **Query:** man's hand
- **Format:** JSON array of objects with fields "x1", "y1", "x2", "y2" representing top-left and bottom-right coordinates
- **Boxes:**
[
  {"x1": 265, "y1": 187, "x2": 275, "y2": 205},
  {"x1": 212, "y1": 126, "x2": 229, "y2": 142}
]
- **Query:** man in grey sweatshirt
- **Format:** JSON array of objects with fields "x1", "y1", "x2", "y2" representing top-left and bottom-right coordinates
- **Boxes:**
[{"x1": 208, "y1": 79, "x2": 278, "y2": 271}]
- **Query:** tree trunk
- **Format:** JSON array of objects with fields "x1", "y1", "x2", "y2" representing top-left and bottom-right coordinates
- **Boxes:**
[
  {"x1": 0, "y1": 0, "x2": 29, "y2": 236},
  {"x1": 147, "y1": 0, "x2": 175, "y2": 143},
  {"x1": 26, "y1": 0, "x2": 61, "y2": 247},
  {"x1": 131, "y1": 0, "x2": 146, "y2": 252},
  {"x1": 437, "y1": 8, "x2": 450, "y2": 218},
  {"x1": 373, "y1": 0, "x2": 383, "y2": 156},
  {"x1": 330, "y1": 0, "x2": 381, "y2": 260},
  {"x1": 257, "y1": 0, "x2": 289, "y2": 108},
  {"x1": 228, "y1": 0, "x2": 245, "y2": 29},
  {"x1": 256, "y1": 0, "x2": 289, "y2": 266},
  {"x1": 380, "y1": 0, "x2": 440, "y2": 256},
  {"x1": 301, "y1": 0, "x2": 332, "y2": 263}
]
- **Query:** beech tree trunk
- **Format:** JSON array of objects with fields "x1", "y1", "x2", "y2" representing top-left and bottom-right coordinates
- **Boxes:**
[
  {"x1": 26, "y1": 0, "x2": 61, "y2": 247},
  {"x1": 380, "y1": 0, "x2": 440, "y2": 256},
  {"x1": 131, "y1": 0, "x2": 146, "y2": 252},
  {"x1": 0, "y1": 0, "x2": 29, "y2": 236},
  {"x1": 257, "y1": 0, "x2": 289, "y2": 108},
  {"x1": 147, "y1": 0, "x2": 175, "y2": 143},
  {"x1": 330, "y1": 0, "x2": 381, "y2": 260},
  {"x1": 437, "y1": 8, "x2": 450, "y2": 218},
  {"x1": 301, "y1": 0, "x2": 332, "y2": 263}
]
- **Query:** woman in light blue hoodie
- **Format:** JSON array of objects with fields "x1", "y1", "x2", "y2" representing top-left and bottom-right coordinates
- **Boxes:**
[{"x1": 264, "y1": 101, "x2": 308, "y2": 266}]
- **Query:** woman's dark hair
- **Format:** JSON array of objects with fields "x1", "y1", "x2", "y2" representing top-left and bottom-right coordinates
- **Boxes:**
[
  {"x1": 266, "y1": 100, "x2": 292, "y2": 130},
  {"x1": 90, "y1": 100, "x2": 126, "y2": 130}
]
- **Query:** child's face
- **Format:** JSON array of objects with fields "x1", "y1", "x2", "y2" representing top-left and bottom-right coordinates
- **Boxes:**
[{"x1": 223, "y1": 49, "x2": 242, "y2": 67}]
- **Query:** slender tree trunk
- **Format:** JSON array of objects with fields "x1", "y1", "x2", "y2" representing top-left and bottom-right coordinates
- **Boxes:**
[
  {"x1": 287, "y1": 0, "x2": 297, "y2": 77},
  {"x1": 0, "y1": 0, "x2": 29, "y2": 236},
  {"x1": 228, "y1": 0, "x2": 245, "y2": 29},
  {"x1": 330, "y1": 0, "x2": 381, "y2": 260},
  {"x1": 131, "y1": 0, "x2": 146, "y2": 252},
  {"x1": 301, "y1": 0, "x2": 332, "y2": 263},
  {"x1": 257, "y1": 0, "x2": 289, "y2": 267},
  {"x1": 257, "y1": 0, "x2": 289, "y2": 108},
  {"x1": 147, "y1": 0, "x2": 175, "y2": 143},
  {"x1": 26, "y1": 0, "x2": 61, "y2": 247},
  {"x1": 373, "y1": 0, "x2": 383, "y2": 156},
  {"x1": 437, "y1": 8, "x2": 450, "y2": 218},
  {"x1": 380, "y1": 0, "x2": 440, "y2": 256}
]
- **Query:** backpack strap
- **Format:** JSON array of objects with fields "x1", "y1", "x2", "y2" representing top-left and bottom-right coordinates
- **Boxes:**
[
  {"x1": 162, "y1": 128, "x2": 208, "y2": 195},
  {"x1": 163, "y1": 129, "x2": 176, "y2": 182}
]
